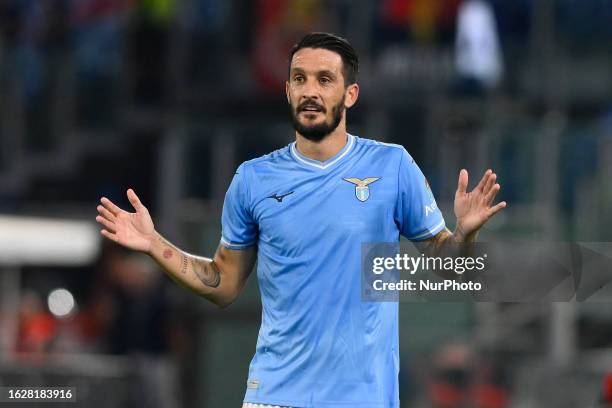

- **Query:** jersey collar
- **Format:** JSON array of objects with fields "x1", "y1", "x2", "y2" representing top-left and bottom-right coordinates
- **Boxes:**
[{"x1": 290, "y1": 134, "x2": 355, "y2": 170}]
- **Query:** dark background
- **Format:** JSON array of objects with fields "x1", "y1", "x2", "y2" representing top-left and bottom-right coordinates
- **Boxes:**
[{"x1": 0, "y1": 0, "x2": 612, "y2": 407}]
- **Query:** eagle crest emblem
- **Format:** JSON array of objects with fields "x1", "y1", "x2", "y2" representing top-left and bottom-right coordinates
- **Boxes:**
[{"x1": 343, "y1": 177, "x2": 381, "y2": 202}]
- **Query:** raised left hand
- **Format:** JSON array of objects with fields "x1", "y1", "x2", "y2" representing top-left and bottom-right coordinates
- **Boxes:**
[{"x1": 454, "y1": 169, "x2": 506, "y2": 240}]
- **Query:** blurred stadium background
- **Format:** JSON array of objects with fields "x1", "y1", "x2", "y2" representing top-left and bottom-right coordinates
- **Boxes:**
[{"x1": 0, "y1": 0, "x2": 611, "y2": 407}]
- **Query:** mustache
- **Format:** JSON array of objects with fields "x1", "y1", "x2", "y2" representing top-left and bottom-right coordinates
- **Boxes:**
[{"x1": 297, "y1": 99, "x2": 326, "y2": 113}]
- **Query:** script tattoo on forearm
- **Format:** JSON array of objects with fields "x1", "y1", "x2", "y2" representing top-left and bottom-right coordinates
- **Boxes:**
[
  {"x1": 191, "y1": 257, "x2": 221, "y2": 288},
  {"x1": 181, "y1": 254, "x2": 188, "y2": 274}
]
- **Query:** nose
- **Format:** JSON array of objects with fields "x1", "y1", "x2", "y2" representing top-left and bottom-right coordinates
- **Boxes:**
[{"x1": 300, "y1": 79, "x2": 321, "y2": 102}]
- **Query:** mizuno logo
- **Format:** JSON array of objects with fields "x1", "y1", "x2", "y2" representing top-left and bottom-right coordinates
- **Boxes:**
[{"x1": 268, "y1": 191, "x2": 294, "y2": 202}]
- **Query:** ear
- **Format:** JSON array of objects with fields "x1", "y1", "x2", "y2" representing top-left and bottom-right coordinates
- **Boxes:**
[
  {"x1": 344, "y1": 83, "x2": 359, "y2": 109},
  {"x1": 285, "y1": 81, "x2": 290, "y2": 104}
]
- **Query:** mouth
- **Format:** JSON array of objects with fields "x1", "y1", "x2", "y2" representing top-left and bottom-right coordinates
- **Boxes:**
[
  {"x1": 298, "y1": 104, "x2": 325, "y2": 114},
  {"x1": 300, "y1": 111, "x2": 322, "y2": 117}
]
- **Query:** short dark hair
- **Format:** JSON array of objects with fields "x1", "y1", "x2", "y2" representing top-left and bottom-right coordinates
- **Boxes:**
[{"x1": 288, "y1": 32, "x2": 359, "y2": 86}]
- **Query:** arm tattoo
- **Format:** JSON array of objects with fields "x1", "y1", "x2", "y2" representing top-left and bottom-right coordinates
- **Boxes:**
[
  {"x1": 159, "y1": 236, "x2": 174, "y2": 259},
  {"x1": 156, "y1": 236, "x2": 218, "y2": 286},
  {"x1": 191, "y1": 257, "x2": 221, "y2": 288},
  {"x1": 181, "y1": 254, "x2": 188, "y2": 274}
]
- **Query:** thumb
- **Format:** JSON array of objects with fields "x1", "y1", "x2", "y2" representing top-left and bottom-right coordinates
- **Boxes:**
[
  {"x1": 127, "y1": 189, "x2": 144, "y2": 211},
  {"x1": 457, "y1": 169, "x2": 468, "y2": 194}
]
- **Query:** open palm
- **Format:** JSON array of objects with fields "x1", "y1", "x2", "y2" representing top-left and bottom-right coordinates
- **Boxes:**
[
  {"x1": 454, "y1": 169, "x2": 506, "y2": 237},
  {"x1": 96, "y1": 189, "x2": 155, "y2": 253}
]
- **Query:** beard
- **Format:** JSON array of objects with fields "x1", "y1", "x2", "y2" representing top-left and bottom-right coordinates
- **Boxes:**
[{"x1": 289, "y1": 96, "x2": 345, "y2": 142}]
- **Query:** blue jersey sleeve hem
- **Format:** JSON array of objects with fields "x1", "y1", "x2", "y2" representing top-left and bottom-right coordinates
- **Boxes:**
[
  {"x1": 406, "y1": 219, "x2": 446, "y2": 241},
  {"x1": 220, "y1": 236, "x2": 257, "y2": 250}
]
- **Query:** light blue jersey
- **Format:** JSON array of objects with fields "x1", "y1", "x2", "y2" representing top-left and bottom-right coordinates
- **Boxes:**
[{"x1": 221, "y1": 134, "x2": 445, "y2": 408}]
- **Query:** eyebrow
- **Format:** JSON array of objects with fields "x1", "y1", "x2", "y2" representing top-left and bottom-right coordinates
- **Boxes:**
[{"x1": 290, "y1": 67, "x2": 338, "y2": 79}]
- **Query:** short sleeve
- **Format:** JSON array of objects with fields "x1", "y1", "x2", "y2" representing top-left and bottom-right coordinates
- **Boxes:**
[
  {"x1": 220, "y1": 164, "x2": 258, "y2": 249},
  {"x1": 395, "y1": 148, "x2": 446, "y2": 241}
]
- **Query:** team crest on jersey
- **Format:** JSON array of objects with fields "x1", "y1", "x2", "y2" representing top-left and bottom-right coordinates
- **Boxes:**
[{"x1": 343, "y1": 177, "x2": 381, "y2": 202}]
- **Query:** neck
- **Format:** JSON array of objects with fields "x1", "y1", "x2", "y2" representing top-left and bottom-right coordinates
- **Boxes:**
[{"x1": 295, "y1": 122, "x2": 348, "y2": 162}]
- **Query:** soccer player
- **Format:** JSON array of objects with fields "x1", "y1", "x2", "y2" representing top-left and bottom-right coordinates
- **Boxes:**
[{"x1": 96, "y1": 32, "x2": 506, "y2": 408}]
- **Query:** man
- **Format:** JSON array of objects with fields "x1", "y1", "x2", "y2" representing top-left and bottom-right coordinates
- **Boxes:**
[{"x1": 96, "y1": 32, "x2": 506, "y2": 408}]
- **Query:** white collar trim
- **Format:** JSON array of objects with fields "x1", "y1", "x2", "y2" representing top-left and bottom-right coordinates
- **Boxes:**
[{"x1": 290, "y1": 134, "x2": 355, "y2": 169}]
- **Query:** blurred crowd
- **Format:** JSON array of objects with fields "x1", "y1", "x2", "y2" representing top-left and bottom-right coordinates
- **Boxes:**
[
  {"x1": 8, "y1": 243, "x2": 190, "y2": 407},
  {"x1": 14, "y1": 244, "x2": 177, "y2": 356},
  {"x1": 0, "y1": 0, "x2": 609, "y2": 95}
]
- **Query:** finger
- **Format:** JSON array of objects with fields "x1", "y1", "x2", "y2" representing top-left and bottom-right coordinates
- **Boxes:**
[
  {"x1": 97, "y1": 205, "x2": 116, "y2": 222},
  {"x1": 96, "y1": 215, "x2": 117, "y2": 233},
  {"x1": 100, "y1": 197, "x2": 122, "y2": 216},
  {"x1": 101, "y1": 229, "x2": 119, "y2": 243},
  {"x1": 457, "y1": 169, "x2": 468, "y2": 194},
  {"x1": 482, "y1": 172, "x2": 497, "y2": 194},
  {"x1": 127, "y1": 189, "x2": 143, "y2": 211},
  {"x1": 487, "y1": 201, "x2": 507, "y2": 218},
  {"x1": 475, "y1": 169, "x2": 492, "y2": 192},
  {"x1": 485, "y1": 183, "x2": 500, "y2": 204}
]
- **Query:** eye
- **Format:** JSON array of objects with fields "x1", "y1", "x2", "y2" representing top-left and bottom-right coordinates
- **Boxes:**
[
  {"x1": 293, "y1": 75, "x2": 305, "y2": 83},
  {"x1": 319, "y1": 77, "x2": 331, "y2": 84}
]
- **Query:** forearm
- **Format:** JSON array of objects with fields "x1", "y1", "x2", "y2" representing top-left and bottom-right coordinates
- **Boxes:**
[
  {"x1": 147, "y1": 231, "x2": 236, "y2": 307},
  {"x1": 427, "y1": 227, "x2": 477, "y2": 257},
  {"x1": 419, "y1": 228, "x2": 477, "y2": 279}
]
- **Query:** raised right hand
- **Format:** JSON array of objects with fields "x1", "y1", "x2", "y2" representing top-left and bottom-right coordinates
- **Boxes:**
[{"x1": 96, "y1": 189, "x2": 155, "y2": 253}]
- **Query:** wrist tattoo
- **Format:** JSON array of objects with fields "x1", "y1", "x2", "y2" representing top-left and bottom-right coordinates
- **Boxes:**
[
  {"x1": 159, "y1": 236, "x2": 174, "y2": 259},
  {"x1": 192, "y1": 258, "x2": 221, "y2": 288}
]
